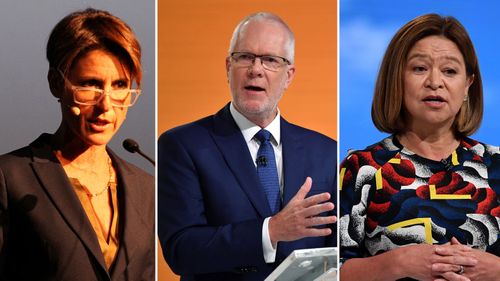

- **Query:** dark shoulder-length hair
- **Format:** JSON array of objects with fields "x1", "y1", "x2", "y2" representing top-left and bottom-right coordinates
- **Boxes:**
[
  {"x1": 47, "y1": 8, "x2": 142, "y2": 87},
  {"x1": 371, "y1": 13, "x2": 482, "y2": 137}
]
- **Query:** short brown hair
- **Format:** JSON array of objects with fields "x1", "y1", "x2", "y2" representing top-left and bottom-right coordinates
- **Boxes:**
[
  {"x1": 371, "y1": 13, "x2": 482, "y2": 137},
  {"x1": 47, "y1": 8, "x2": 142, "y2": 87}
]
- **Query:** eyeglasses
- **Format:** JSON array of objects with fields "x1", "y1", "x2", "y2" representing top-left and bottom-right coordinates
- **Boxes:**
[
  {"x1": 57, "y1": 69, "x2": 141, "y2": 108},
  {"x1": 230, "y1": 52, "x2": 290, "y2": 72}
]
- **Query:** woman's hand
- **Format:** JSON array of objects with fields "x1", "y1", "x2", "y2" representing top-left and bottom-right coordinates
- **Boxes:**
[
  {"x1": 392, "y1": 244, "x2": 474, "y2": 281},
  {"x1": 434, "y1": 237, "x2": 500, "y2": 281},
  {"x1": 341, "y1": 243, "x2": 476, "y2": 281},
  {"x1": 430, "y1": 239, "x2": 477, "y2": 281}
]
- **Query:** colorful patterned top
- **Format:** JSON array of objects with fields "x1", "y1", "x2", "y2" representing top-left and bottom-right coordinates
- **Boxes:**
[{"x1": 339, "y1": 135, "x2": 500, "y2": 263}]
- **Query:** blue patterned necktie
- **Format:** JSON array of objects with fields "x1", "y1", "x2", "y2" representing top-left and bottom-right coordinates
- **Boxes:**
[{"x1": 255, "y1": 129, "x2": 280, "y2": 214}]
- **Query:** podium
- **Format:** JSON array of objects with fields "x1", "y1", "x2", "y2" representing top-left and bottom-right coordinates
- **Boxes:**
[{"x1": 265, "y1": 247, "x2": 338, "y2": 281}]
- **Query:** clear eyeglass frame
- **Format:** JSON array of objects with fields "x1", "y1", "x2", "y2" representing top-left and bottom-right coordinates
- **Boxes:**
[
  {"x1": 57, "y1": 69, "x2": 141, "y2": 108},
  {"x1": 230, "y1": 52, "x2": 291, "y2": 72}
]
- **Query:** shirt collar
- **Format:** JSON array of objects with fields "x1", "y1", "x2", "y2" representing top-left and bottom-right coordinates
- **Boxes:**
[{"x1": 229, "y1": 102, "x2": 281, "y2": 145}]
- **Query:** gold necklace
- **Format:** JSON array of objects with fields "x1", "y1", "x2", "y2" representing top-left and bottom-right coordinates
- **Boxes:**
[{"x1": 87, "y1": 157, "x2": 113, "y2": 197}]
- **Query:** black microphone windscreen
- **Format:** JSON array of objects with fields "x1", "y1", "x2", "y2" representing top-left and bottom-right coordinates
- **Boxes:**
[
  {"x1": 123, "y1": 138, "x2": 139, "y2": 153},
  {"x1": 256, "y1": 156, "x2": 268, "y2": 167}
]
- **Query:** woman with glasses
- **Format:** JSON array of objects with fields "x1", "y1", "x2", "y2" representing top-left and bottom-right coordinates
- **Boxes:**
[{"x1": 0, "y1": 8, "x2": 154, "y2": 281}]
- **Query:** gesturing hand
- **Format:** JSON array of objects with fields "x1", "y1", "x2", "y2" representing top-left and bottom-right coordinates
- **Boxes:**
[{"x1": 268, "y1": 177, "x2": 336, "y2": 246}]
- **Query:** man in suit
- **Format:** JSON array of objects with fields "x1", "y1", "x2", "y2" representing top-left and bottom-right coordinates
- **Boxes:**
[{"x1": 158, "y1": 12, "x2": 337, "y2": 280}]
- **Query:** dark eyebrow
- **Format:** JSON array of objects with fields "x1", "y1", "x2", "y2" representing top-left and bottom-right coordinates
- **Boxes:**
[
  {"x1": 76, "y1": 77, "x2": 102, "y2": 85},
  {"x1": 441, "y1": 55, "x2": 463, "y2": 65},
  {"x1": 74, "y1": 75, "x2": 129, "y2": 83},
  {"x1": 407, "y1": 53, "x2": 462, "y2": 64},
  {"x1": 112, "y1": 78, "x2": 130, "y2": 87},
  {"x1": 113, "y1": 78, "x2": 130, "y2": 83},
  {"x1": 407, "y1": 53, "x2": 430, "y2": 61}
]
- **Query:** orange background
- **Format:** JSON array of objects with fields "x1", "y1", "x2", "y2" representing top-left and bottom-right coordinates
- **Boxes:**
[{"x1": 158, "y1": 1, "x2": 337, "y2": 280}]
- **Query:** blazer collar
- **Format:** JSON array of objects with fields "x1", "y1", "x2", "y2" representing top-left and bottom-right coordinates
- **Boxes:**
[
  {"x1": 108, "y1": 149, "x2": 152, "y2": 278},
  {"x1": 28, "y1": 134, "x2": 151, "y2": 278},
  {"x1": 28, "y1": 134, "x2": 109, "y2": 275},
  {"x1": 210, "y1": 104, "x2": 273, "y2": 217}
]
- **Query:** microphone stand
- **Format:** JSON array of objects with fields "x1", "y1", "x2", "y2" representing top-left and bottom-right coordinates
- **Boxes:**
[{"x1": 122, "y1": 138, "x2": 155, "y2": 166}]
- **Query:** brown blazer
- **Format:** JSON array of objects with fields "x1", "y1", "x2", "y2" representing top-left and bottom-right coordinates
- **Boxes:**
[{"x1": 0, "y1": 134, "x2": 154, "y2": 281}]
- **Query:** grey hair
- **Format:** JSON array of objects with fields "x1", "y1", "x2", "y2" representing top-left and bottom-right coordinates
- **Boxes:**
[{"x1": 228, "y1": 12, "x2": 295, "y2": 64}]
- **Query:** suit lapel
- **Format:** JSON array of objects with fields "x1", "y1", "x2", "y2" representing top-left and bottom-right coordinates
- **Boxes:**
[
  {"x1": 108, "y1": 150, "x2": 151, "y2": 278},
  {"x1": 281, "y1": 119, "x2": 306, "y2": 205},
  {"x1": 29, "y1": 135, "x2": 108, "y2": 273},
  {"x1": 276, "y1": 119, "x2": 308, "y2": 260},
  {"x1": 210, "y1": 104, "x2": 272, "y2": 217}
]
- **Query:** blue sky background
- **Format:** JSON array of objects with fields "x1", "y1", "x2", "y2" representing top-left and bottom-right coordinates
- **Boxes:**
[{"x1": 340, "y1": 0, "x2": 500, "y2": 160}]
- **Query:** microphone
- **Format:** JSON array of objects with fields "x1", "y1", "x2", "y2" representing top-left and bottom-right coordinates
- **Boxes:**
[
  {"x1": 122, "y1": 138, "x2": 155, "y2": 166},
  {"x1": 440, "y1": 158, "x2": 452, "y2": 170},
  {"x1": 61, "y1": 101, "x2": 80, "y2": 116},
  {"x1": 70, "y1": 106, "x2": 80, "y2": 116},
  {"x1": 256, "y1": 155, "x2": 268, "y2": 167}
]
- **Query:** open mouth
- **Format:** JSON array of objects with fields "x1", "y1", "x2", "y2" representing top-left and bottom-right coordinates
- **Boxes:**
[
  {"x1": 422, "y1": 95, "x2": 446, "y2": 103},
  {"x1": 244, "y1": 85, "x2": 265, "y2": 92},
  {"x1": 88, "y1": 119, "x2": 112, "y2": 131}
]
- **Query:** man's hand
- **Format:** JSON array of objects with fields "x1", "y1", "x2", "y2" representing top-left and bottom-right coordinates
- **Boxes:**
[{"x1": 268, "y1": 177, "x2": 336, "y2": 246}]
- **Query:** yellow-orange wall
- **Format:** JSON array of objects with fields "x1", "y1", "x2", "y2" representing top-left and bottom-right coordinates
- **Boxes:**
[{"x1": 158, "y1": 1, "x2": 337, "y2": 280}]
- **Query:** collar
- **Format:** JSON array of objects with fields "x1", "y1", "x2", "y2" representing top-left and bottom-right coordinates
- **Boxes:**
[{"x1": 229, "y1": 102, "x2": 281, "y2": 145}]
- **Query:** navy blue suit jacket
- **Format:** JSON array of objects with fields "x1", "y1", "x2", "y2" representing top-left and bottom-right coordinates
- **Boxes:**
[{"x1": 158, "y1": 104, "x2": 337, "y2": 281}]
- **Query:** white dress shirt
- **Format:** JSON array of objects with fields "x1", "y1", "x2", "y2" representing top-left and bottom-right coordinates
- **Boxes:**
[{"x1": 229, "y1": 103, "x2": 282, "y2": 263}]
